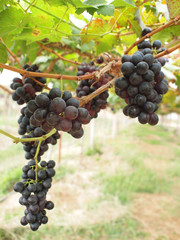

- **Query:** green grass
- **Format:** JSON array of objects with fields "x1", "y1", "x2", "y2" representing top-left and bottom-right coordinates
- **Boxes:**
[
  {"x1": 98, "y1": 167, "x2": 171, "y2": 204},
  {"x1": 0, "y1": 144, "x2": 23, "y2": 161},
  {"x1": 0, "y1": 167, "x2": 21, "y2": 197},
  {"x1": 0, "y1": 216, "x2": 148, "y2": 240},
  {"x1": 54, "y1": 165, "x2": 75, "y2": 181},
  {"x1": 86, "y1": 143, "x2": 103, "y2": 156}
]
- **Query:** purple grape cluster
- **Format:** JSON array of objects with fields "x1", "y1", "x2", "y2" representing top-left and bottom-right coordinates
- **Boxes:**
[
  {"x1": 115, "y1": 28, "x2": 168, "y2": 125},
  {"x1": 22, "y1": 130, "x2": 60, "y2": 161},
  {"x1": 76, "y1": 62, "x2": 110, "y2": 118},
  {"x1": 14, "y1": 159, "x2": 56, "y2": 231},
  {"x1": 27, "y1": 88, "x2": 91, "y2": 139},
  {"x1": 10, "y1": 64, "x2": 46, "y2": 105}
]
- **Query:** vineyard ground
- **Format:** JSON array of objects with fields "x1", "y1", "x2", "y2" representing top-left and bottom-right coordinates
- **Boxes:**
[{"x1": 0, "y1": 111, "x2": 179, "y2": 240}]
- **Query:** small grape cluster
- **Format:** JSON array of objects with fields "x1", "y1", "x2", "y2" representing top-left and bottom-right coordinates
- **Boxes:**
[
  {"x1": 115, "y1": 28, "x2": 168, "y2": 125},
  {"x1": 10, "y1": 64, "x2": 46, "y2": 105},
  {"x1": 22, "y1": 130, "x2": 60, "y2": 160},
  {"x1": 14, "y1": 159, "x2": 55, "y2": 231},
  {"x1": 76, "y1": 62, "x2": 110, "y2": 118},
  {"x1": 27, "y1": 88, "x2": 91, "y2": 139}
]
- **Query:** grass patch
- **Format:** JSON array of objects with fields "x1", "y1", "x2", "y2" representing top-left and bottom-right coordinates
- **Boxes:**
[
  {"x1": 0, "y1": 167, "x2": 21, "y2": 197},
  {"x1": 0, "y1": 144, "x2": 22, "y2": 161},
  {"x1": 98, "y1": 167, "x2": 170, "y2": 204},
  {"x1": 0, "y1": 216, "x2": 148, "y2": 240},
  {"x1": 86, "y1": 143, "x2": 103, "y2": 156},
  {"x1": 54, "y1": 165, "x2": 75, "y2": 181}
]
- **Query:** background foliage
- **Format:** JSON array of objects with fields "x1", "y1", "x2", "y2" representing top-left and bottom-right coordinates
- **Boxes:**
[{"x1": 0, "y1": 0, "x2": 180, "y2": 113}]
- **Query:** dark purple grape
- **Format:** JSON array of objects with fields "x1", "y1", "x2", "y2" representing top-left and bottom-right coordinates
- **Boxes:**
[
  {"x1": 153, "y1": 40, "x2": 161, "y2": 49},
  {"x1": 136, "y1": 62, "x2": 149, "y2": 75},
  {"x1": 143, "y1": 101, "x2": 155, "y2": 113},
  {"x1": 148, "y1": 113, "x2": 159, "y2": 125},
  {"x1": 129, "y1": 73, "x2": 143, "y2": 85},
  {"x1": 121, "y1": 55, "x2": 132, "y2": 63},
  {"x1": 59, "y1": 119, "x2": 72, "y2": 132},
  {"x1": 138, "y1": 112, "x2": 149, "y2": 124},
  {"x1": 115, "y1": 77, "x2": 129, "y2": 90},
  {"x1": 127, "y1": 85, "x2": 138, "y2": 97},
  {"x1": 143, "y1": 54, "x2": 154, "y2": 66},
  {"x1": 121, "y1": 62, "x2": 135, "y2": 76},
  {"x1": 66, "y1": 98, "x2": 80, "y2": 108},
  {"x1": 35, "y1": 94, "x2": 50, "y2": 108},
  {"x1": 49, "y1": 97, "x2": 66, "y2": 114},
  {"x1": 141, "y1": 27, "x2": 152, "y2": 37},
  {"x1": 139, "y1": 82, "x2": 152, "y2": 95},
  {"x1": 134, "y1": 94, "x2": 146, "y2": 106},
  {"x1": 49, "y1": 88, "x2": 61, "y2": 99},
  {"x1": 127, "y1": 105, "x2": 140, "y2": 118},
  {"x1": 131, "y1": 53, "x2": 143, "y2": 65}
]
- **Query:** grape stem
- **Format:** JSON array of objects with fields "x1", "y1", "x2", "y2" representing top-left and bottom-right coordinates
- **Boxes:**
[
  {"x1": 34, "y1": 140, "x2": 42, "y2": 182},
  {"x1": 0, "y1": 84, "x2": 14, "y2": 94},
  {"x1": 80, "y1": 74, "x2": 121, "y2": 106},
  {"x1": 0, "y1": 38, "x2": 23, "y2": 69},
  {"x1": 124, "y1": 15, "x2": 180, "y2": 54},
  {"x1": 154, "y1": 42, "x2": 180, "y2": 59},
  {"x1": 0, "y1": 128, "x2": 56, "y2": 143},
  {"x1": 0, "y1": 63, "x2": 94, "y2": 81},
  {"x1": 36, "y1": 42, "x2": 81, "y2": 65}
]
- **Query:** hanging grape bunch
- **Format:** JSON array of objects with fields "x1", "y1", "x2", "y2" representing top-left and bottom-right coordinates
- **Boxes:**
[
  {"x1": 76, "y1": 61, "x2": 110, "y2": 118},
  {"x1": 115, "y1": 28, "x2": 168, "y2": 125},
  {"x1": 10, "y1": 63, "x2": 92, "y2": 231},
  {"x1": 10, "y1": 64, "x2": 46, "y2": 105},
  {"x1": 14, "y1": 159, "x2": 56, "y2": 231}
]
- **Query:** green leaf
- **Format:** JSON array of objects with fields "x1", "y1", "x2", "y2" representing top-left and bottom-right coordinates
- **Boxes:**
[
  {"x1": 0, "y1": 7, "x2": 25, "y2": 38},
  {"x1": 11, "y1": 40, "x2": 27, "y2": 55},
  {"x1": 166, "y1": 0, "x2": 180, "y2": 18},
  {"x1": 0, "y1": 0, "x2": 15, "y2": 13},
  {"x1": 112, "y1": 0, "x2": 136, "y2": 8},
  {"x1": 67, "y1": 0, "x2": 91, "y2": 8},
  {"x1": 26, "y1": 43, "x2": 40, "y2": 62},
  {"x1": 176, "y1": 74, "x2": 180, "y2": 89},
  {"x1": 97, "y1": 5, "x2": 115, "y2": 16},
  {"x1": 83, "y1": 0, "x2": 107, "y2": 7},
  {"x1": 81, "y1": 41, "x2": 95, "y2": 52},
  {"x1": 152, "y1": 25, "x2": 180, "y2": 43},
  {"x1": 43, "y1": 0, "x2": 68, "y2": 6},
  {"x1": 129, "y1": 9, "x2": 145, "y2": 37},
  {"x1": 96, "y1": 35, "x2": 117, "y2": 55},
  {"x1": 0, "y1": 42, "x2": 8, "y2": 63},
  {"x1": 34, "y1": 56, "x2": 52, "y2": 64}
]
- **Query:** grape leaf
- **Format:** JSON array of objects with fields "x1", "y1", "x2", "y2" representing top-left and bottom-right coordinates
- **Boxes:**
[
  {"x1": 0, "y1": 7, "x2": 25, "y2": 37},
  {"x1": 97, "y1": 5, "x2": 115, "y2": 16},
  {"x1": 26, "y1": 43, "x2": 40, "y2": 62},
  {"x1": 81, "y1": 41, "x2": 95, "y2": 52},
  {"x1": 0, "y1": 0, "x2": 15, "y2": 12},
  {"x1": 96, "y1": 35, "x2": 117, "y2": 54},
  {"x1": 152, "y1": 25, "x2": 180, "y2": 43},
  {"x1": 0, "y1": 42, "x2": 8, "y2": 63},
  {"x1": 166, "y1": 0, "x2": 180, "y2": 18},
  {"x1": 112, "y1": 0, "x2": 136, "y2": 8},
  {"x1": 42, "y1": 0, "x2": 68, "y2": 6},
  {"x1": 67, "y1": 0, "x2": 92, "y2": 8},
  {"x1": 83, "y1": 0, "x2": 107, "y2": 6}
]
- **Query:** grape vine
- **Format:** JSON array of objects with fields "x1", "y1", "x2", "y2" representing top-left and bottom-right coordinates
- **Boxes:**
[{"x1": 0, "y1": 15, "x2": 179, "y2": 231}]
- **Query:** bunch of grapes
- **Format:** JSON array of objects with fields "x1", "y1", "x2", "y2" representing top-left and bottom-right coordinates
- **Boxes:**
[
  {"x1": 14, "y1": 159, "x2": 56, "y2": 231},
  {"x1": 76, "y1": 62, "x2": 110, "y2": 118},
  {"x1": 26, "y1": 88, "x2": 91, "y2": 139},
  {"x1": 10, "y1": 64, "x2": 46, "y2": 105},
  {"x1": 22, "y1": 130, "x2": 60, "y2": 160},
  {"x1": 115, "y1": 28, "x2": 168, "y2": 125}
]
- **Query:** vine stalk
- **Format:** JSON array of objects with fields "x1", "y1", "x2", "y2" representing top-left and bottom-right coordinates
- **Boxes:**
[{"x1": 0, "y1": 128, "x2": 56, "y2": 143}]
